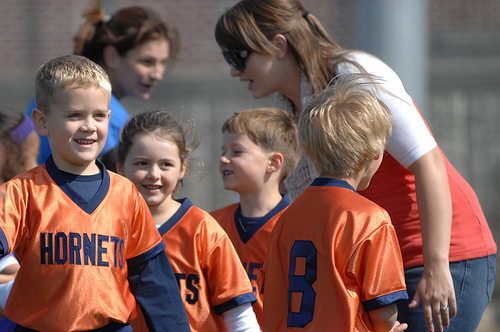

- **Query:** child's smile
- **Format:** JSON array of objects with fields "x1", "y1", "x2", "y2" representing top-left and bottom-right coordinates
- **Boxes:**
[{"x1": 35, "y1": 86, "x2": 110, "y2": 175}]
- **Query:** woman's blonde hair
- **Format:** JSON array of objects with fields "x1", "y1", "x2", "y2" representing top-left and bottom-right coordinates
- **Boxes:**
[
  {"x1": 215, "y1": 0, "x2": 362, "y2": 97},
  {"x1": 298, "y1": 74, "x2": 392, "y2": 178}
]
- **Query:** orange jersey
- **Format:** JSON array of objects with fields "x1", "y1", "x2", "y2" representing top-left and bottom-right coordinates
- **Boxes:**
[
  {"x1": 0, "y1": 160, "x2": 164, "y2": 331},
  {"x1": 360, "y1": 103, "x2": 496, "y2": 268},
  {"x1": 211, "y1": 195, "x2": 291, "y2": 329},
  {"x1": 132, "y1": 198, "x2": 256, "y2": 332},
  {"x1": 263, "y1": 178, "x2": 408, "y2": 331}
]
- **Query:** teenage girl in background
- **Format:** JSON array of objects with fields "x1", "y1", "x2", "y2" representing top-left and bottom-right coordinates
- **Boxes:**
[
  {"x1": 27, "y1": 1, "x2": 179, "y2": 167},
  {"x1": 215, "y1": 1, "x2": 496, "y2": 331},
  {"x1": 117, "y1": 109, "x2": 260, "y2": 332}
]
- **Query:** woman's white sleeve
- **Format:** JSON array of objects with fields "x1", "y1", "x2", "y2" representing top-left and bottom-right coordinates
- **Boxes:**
[
  {"x1": 339, "y1": 52, "x2": 437, "y2": 168},
  {"x1": 222, "y1": 302, "x2": 260, "y2": 332}
]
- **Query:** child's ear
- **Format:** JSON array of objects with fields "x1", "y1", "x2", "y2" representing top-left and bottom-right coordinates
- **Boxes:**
[
  {"x1": 178, "y1": 161, "x2": 187, "y2": 181},
  {"x1": 267, "y1": 152, "x2": 284, "y2": 173},
  {"x1": 271, "y1": 34, "x2": 288, "y2": 59},
  {"x1": 116, "y1": 162, "x2": 124, "y2": 176},
  {"x1": 31, "y1": 108, "x2": 49, "y2": 137},
  {"x1": 103, "y1": 45, "x2": 119, "y2": 69}
]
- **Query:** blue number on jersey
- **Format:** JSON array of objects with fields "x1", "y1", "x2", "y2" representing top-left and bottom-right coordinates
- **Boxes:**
[{"x1": 287, "y1": 240, "x2": 317, "y2": 327}]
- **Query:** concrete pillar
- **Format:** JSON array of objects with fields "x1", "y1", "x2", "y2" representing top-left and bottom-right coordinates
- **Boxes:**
[{"x1": 352, "y1": 0, "x2": 429, "y2": 115}]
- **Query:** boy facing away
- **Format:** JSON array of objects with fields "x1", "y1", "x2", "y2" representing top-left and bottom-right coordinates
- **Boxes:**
[
  {"x1": 0, "y1": 55, "x2": 190, "y2": 331},
  {"x1": 262, "y1": 74, "x2": 409, "y2": 331},
  {"x1": 210, "y1": 107, "x2": 301, "y2": 329}
]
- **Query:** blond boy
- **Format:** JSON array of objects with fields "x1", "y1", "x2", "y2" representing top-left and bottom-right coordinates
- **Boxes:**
[
  {"x1": 211, "y1": 107, "x2": 301, "y2": 328},
  {"x1": 263, "y1": 74, "x2": 409, "y2": 331},
  {"x1": 0, "y1": 55, "x2": 189, "y2": 331}
]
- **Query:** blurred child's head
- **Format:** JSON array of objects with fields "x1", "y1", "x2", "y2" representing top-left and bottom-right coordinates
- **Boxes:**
[
  {"x1": 298, "y1": 74, "x2": 392, "y2": 187},
  {"x1": 221, "y1": 107, "x2": 300, "y2": 192},
  {"x1": 0, "y1": 109, "x2": 39, "y2": 184},
  {"x1": 32, "y1": 55, "x2": 112, "y2": 174},
  {"x1": 117, "y1": 109, "x2": 199, "y2": 204}
]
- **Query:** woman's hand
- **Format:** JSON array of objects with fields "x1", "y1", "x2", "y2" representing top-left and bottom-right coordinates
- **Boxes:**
[
  {"x1": 408, "y1": 147, "x2": 456, "y2": 331},
  {"x1": 409, "y1": 265, "x2": 457, "y2": 332}
]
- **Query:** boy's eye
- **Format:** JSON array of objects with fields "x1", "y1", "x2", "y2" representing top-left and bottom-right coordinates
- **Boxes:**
[{"x1": 135, "y1": 161, "x2": 147, "y2": 166}]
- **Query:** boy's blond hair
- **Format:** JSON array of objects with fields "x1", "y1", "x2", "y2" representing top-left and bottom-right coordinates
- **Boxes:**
[
  {"x1": 299, "y1": 73, "x2": 392, "y2": 178},
  {"x1": 222, "y1": 107, "x2": 301, "y2": 182},
  {"x1": 35, "y1": 54, "x2": 111, "y2": 114}
]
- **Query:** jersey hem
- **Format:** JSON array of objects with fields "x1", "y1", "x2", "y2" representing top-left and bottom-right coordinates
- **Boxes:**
[
  {"x1": 364, "y1": 290, "x2": 409, "y2": 311},
  {"x1": 213, "y1": 292, "x2": 257, "y2": 315}
]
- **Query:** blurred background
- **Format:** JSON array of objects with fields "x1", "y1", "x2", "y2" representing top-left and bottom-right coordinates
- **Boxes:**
[{"x1": 1, "y1": 0, "x2": 499, "y2": 329}]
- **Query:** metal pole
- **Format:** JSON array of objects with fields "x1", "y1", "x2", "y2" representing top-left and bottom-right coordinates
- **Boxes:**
[{"x1": 352, "y1": 0, "x2": 429, "y2": 116}]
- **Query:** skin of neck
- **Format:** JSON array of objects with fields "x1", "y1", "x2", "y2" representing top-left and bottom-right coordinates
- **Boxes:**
[
  {"x1": 149, "y1": 197, "x2": 182, "y2": 227},
  {"x1": 278, "y1": 49, "x2": 303, "y2": 115},
  {"x1": 238, "y1": 182, "x2": 283, "y2": 218}
]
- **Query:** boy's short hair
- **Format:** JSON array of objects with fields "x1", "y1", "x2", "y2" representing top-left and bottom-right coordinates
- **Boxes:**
[
  {"x1": 35, "y1": 55, "x2": 112, "y2": 114},
  {"x1": 222, "y1": 107, "x2": 301, "y2": 181},
  {"x1": 299, "y1": 73, "x2": 392, "y2": 178}
]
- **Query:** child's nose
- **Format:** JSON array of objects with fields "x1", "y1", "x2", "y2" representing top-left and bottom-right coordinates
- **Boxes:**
[
  {"x1": 147, "y1": 164, "x2": 160, "y2": 179},
  {"x1": 81, "y1": 118, "x2": 97, "y2": 132}
]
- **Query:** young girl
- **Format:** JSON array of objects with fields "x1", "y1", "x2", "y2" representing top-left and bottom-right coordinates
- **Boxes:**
[
  {"x1": 117, "y1": 110, "x2": 260, "y2": 332},
  {"x1": 215, "y1": 1, "x2": 496, "y2": 331}
]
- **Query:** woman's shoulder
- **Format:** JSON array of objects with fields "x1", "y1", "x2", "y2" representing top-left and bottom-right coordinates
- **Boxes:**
[{"x1": 338, "y1": 51, "x2": 398, "y2": 78}]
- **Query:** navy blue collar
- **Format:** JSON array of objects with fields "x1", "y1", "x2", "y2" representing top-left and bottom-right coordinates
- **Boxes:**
[
  {"x1": 45, "y1": 155, "x2": 110, "y2": 214},
  {"x1": 310, "y1": 177, "x2": 357, "y2": 193},
  {"x1": 234, "y1": 194, "x2": 291, "y2": 244},
  {"x1": 157, "y1": 198, "x2": 192, "y2": 236}
]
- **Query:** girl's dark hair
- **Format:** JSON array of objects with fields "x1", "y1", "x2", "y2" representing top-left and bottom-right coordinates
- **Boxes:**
[
  {"x1": 74, "y1": 1, "x2": 179, "y2": 67},
  {"x1": 117, "y1": 109, "x2": 200, "y2": 193}
]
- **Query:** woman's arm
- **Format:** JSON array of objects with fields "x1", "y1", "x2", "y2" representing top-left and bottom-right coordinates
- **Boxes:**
[{"x1": 407, "y1": 147, "x2": 457, "y2": 332}]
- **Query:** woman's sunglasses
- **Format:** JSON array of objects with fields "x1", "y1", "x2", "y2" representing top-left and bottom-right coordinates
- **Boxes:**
[{"x1": 222, "y1": 49, "x2": 250, "y2": 72}]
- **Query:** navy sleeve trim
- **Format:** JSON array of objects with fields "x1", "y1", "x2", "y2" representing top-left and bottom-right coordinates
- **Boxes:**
[
  {"x1": 127, "y1": 241, "x2": 166, "y2": 267},
  {"x1": 213, "y1": 292, "x2": 257, "y2": 315},
  {"x1": 0, "y1": 228, "x2": 8, "y2": 257},
  {"x1": 364, "y1": 290, "x2": 409, "y2": 311}
]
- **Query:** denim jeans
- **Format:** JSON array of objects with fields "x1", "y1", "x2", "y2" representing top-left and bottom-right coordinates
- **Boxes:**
[{"x1": 397, "y1": 255, "x2": 496, "y2": 332}]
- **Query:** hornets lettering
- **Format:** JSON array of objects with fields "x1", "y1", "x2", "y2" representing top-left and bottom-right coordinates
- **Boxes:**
[{"x1": 40, "y1": 232, "x2": 125, "y2": 269}]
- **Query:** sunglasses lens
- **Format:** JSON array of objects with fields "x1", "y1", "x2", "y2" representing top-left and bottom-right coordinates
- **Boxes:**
[{"x1": 222, "y1": 50, "x2": 247, "y2": 71}]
